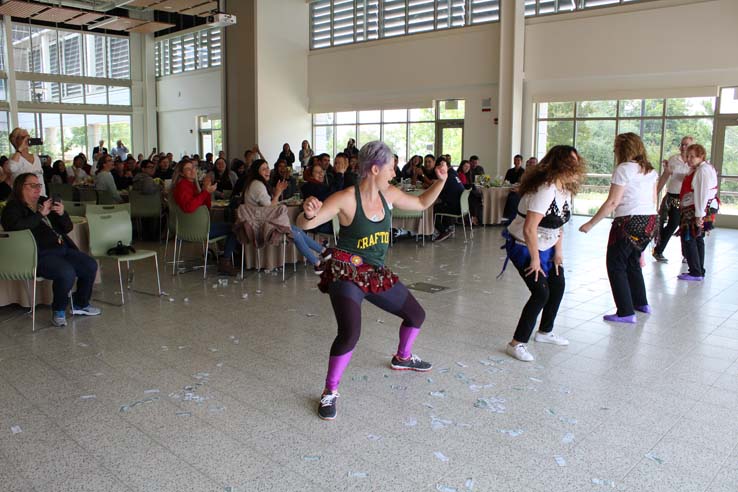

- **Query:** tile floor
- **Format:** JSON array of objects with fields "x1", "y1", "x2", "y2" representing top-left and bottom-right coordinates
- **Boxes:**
[{"x1": 0, "y1": 217, "x2": 737, "y2": 491}]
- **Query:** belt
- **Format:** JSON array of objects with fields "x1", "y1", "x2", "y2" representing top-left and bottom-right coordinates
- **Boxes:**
[{"x1": 331, "y1": 249, "x2": 367, "y2": 267}]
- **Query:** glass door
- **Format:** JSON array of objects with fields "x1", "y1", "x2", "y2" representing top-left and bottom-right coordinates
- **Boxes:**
[
  {"x1": 436, "y1": 122, "x2": 463, "y2": 167},
  {"x1": 711, "y1": 118, "x2": 738, "y2": 227}
]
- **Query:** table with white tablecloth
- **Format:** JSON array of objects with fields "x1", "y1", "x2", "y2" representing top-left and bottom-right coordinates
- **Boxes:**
[
  {"x1": 481, "y1": 186, "x2": 512, "y2": 225},
  {"x1": 0, "y1": 217, "x2": 95, "y2": 308},
  {"x1": 391, "y1": 188, "x2": 434, "y2": 236}
]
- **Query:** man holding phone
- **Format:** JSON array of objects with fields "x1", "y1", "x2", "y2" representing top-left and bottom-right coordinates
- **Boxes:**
[{"x1": 8, "y1": 127, "x2": 46, "y2": 197}]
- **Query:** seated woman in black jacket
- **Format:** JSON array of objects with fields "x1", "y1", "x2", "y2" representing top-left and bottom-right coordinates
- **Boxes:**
[
  {"x1": 1, "y1": 173, "x2": 100, "y2": 327},
  {"x1": 300, "y1": 155, "x2": 348, "y2": 234}
]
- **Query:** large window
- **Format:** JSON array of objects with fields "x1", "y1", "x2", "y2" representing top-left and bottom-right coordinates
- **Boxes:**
[
  {"x1": 313, "y1": 102, "x2": 464, "y2": 167},
  {"x1": 310, "y1": 0, "x2": 500, "y2": 49},
  {"x1": 536, "y1": 96, "x2": 716, "y2": 215},
  {"x1": 15, "y1": 113, "x2": 131, "y2": 164},
  {"x1": 10, "y1": 23, "x2": 131, "y2": 106},
  {"x1": 524, "y1": 0, "x2": 649, "y2": 17},
  {"x1": 198, "y1": 116, "x2": 223, "y2": 156},
  {"x1": 155, "y1": 27, "x2": 222, "y2": 77}
]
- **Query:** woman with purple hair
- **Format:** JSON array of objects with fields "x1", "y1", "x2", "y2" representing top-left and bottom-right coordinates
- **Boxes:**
[{"x1": 297, "y1": 140, "x2": 448, "y2": 420}]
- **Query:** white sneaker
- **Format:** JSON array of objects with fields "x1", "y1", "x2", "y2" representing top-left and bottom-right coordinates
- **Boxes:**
[
  {"x1": 534, "y1": 331, "x2": 570, "y2": 346},
  {"x1": 506, "y1": 343, "x2": 535, "y2": 362}
]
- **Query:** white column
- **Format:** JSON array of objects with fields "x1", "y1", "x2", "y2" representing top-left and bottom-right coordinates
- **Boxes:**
[
  {"x1": 496, "y1": 0, "x2": 525, "y2": 175},
  {"x1": 4, "y1": 17, "x2": 18, "y2": 129}
]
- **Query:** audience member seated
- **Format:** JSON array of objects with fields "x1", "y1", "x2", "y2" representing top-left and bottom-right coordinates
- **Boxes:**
[
  {"x1": 419, "y1": 154, "x2": 437, "y2": 188},
  {"x1": 433, "y1": 157, "x2": 465, "y2": 242},
  {"x1": 505, "y1": 154, "x2": 525, "y2": 185},
  {"x1": 41, "y1": 156, "x2": 53, "y2": 186},
  {"x1": 68, "y1": 154, "x2": 91, "y2": 185},
  {"x1": 458, "y1": 159, "x2": 483, "y2": 226},
  {"x1": 200, "y1": 153, "x2": 214, "y2": 172},
  {"x1": 525, "y1": 157, "x2": 538, "y2": 171},
  {"x1": 95, "y1": 154, "x2": 123, "y2": 203},
  {"x1": 301, "y1": 155, "x2": 348, "y2": 235},
  {"x1": 1, "y1": 173, "x2": 100, "y2": 327},
  {"x1": 269, "y1": 159, "x2": 298, "y2": 200},
  {"x1": 278, "y1": 143, "x2": 296, "y2": 166},
  {"x1": 457, "y1": 160, "x2": 472, "y2": 186},
  {"x1": 172, "y1": 158, "x2": 239, "y2": 276},
  {"x1": 50, "y1": 160, "x2": 68, "y2": 185},
  {"x1": 213, "y1": 157, "x2": 238, "y2": 198},
  {"x1": 469, "y1": 155, "x2": 485, "y2": 182},
  {"x1": 113, "y1": 158, "x2": 133, "y2": 190},
  {"x1": 344, "y1": 154, "x2": 360, "y2": 187},
  {"x1": 132, "y1": 159, "x2": 159, "y2": 195},
  {"x1": 502, "y1": 155, "x2": 526, "y2": 223},
  {"x1": 243, "y1": 159, "x2": 328, "y2": 273},
  {"x1": 231, "y1": 159, "x2": 247, "y2": 179},
  {"x1": 392, "y1": 154, "x2": 402, "y2": 181},
  {"x1": 126, "y1": 155, "x2": 139, "y2": 175},
  {"x1": 154, "y1": 156, "x2": 174, "y2": 180},
  {"x1": 401, "y1": 155, "x2": 422, "y2": 179},
  {"x1": 0, "y1": 157, "x2": 12, "y2": 201}
]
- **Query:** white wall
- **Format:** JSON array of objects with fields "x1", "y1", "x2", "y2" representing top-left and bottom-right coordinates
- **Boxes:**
[
  {"x1": 521, "y1": 0, "x2": 738, "y2": 155},
  {"x1": 308, "y1": 24, "x2": 501, "y2": 168},
  {"x1": 156, "y1": 68, "x2": 222, "y2": 158},
  {"x1": 256, "y1": 0, "x2": 311, "y2": 166},
  {"x1": 306, "y1": 0, "x2": 735, "y2": 168}
]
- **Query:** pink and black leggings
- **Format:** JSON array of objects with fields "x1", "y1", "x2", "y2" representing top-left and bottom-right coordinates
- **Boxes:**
[{"x1": 324, "y1": 280, "x2": 425, "y2": 392}]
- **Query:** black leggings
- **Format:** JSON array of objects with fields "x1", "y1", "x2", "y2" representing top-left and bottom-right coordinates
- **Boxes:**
[
  {"x1": 328, "y1": 280, "x2": 425, "y2": 356},
  {"x1": 512, "y1": 257, "x2": 565, "y2": 343},
  {"x1": 606, "y1": 237, "x2": 647, "y2": 316},
  {"x1": 654, "y1": 196, "x2": 680, "y2": 255}
]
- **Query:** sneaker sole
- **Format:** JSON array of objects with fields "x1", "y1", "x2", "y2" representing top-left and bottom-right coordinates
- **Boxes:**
[
  {"x1": 51, "y1": 320, "x2": 67, "y2": 327},
  {"x1": 318, "y1": 413, "x2": 336, "y2": 421},
  {"x1": 71, "y1": 310, "x2": 101, "y2": 316},
  {"x1": 535, "y1": 338, "x2": 569, "y2": 346},
  {"x1": 390, "y1": 364, "x2": 432, "y2": 372}
]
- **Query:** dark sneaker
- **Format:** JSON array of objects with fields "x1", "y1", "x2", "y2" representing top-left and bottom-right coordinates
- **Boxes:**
[
  {"x1": 433, "y1": 229, "x2": 453, "y2": 243},
  {"x1": 652, "y1": 251, "x2": 668, "y2": 263},
  {"x1": 318, "y1": 392, "x2": 339, "y2": 420},
  {"x1": 390, "y1": 354, "x2": 432, "y2": 372},
  {"x1": 51, "y1": 310, "x2": 67, "y2": 327}
]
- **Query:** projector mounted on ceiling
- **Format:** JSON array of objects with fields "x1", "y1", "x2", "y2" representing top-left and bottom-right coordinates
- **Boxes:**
[{"x1": 207, "y1": 13, "x2": 236, "y2": 28}]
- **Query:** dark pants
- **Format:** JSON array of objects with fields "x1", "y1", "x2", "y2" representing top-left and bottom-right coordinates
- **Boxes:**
[
  {"x1": 606, "y1": 237, "x2": 647, "y2": 317},
  {"x1": 209, "y1": 222, "x2": 238, "y2": 258},
  {"x1": 37, "y1": 246, "x2": 98, "y2": 311},
  {"x1": 469, "y1": 188, "x2": 483, "y2": 223},
  {"x1": 434, "y1": 202, "x2": 460, "y2": 233},
  {"x1": 512, "y1": 255, "x2": 565, "y2": 343},
  {"x1": 503, "y1": 191, "x2": 521, "y2": 223},
  {"x1": 682, "y1": 234, "x2": 706, "y2": 277},
  {"x1": 654, "y1": 195, "x2": 680, "y2": 255},
  {"x1": 328, "y1": 280, "x2": 425, "y2": 356}
]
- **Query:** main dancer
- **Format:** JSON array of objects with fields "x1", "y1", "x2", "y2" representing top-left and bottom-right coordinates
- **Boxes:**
[
  {"x1": 502, "y1": 146, "x2": 586, "y2": 362},
  {"x1": 296, "y1": 140, "x2": 447, "y2": 420}
]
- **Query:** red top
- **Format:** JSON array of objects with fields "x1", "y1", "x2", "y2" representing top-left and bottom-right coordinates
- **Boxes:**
[
  {"x1": 458, "y1": 172, "x2": 469, "y2": 186},
  {"x1": 173, "y1": 178, "x2": 211, "y2": 213}
]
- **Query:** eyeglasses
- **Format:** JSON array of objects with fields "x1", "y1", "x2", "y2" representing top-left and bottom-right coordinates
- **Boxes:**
[{"x1": 24, "y1": 183, "x2": 43, "y2": 190}]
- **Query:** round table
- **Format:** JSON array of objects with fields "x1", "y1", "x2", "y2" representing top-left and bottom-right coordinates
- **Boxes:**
[{"x1": 481, "y1": 186, "x2": 512, "y2": 225}]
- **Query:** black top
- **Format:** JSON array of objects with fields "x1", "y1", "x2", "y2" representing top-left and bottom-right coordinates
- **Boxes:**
[
  {"x1": 1, "y1": 199, "x2": 75, "y2": 251},
  {"x1": 269, "y1": 176, "x2": 298, "y2": 200},
  {"x1": 471, "y1": 165, "x2": 485, "y2": 177},
  {"x1": 518, "y1": 198, "x2": 571, "y2": 229},
  {"x1": 505, "y1": 167, "x2": 525, "y2": 185},
  {"x1": 113, "y1": 172, "x2": 132, "y2": 190},
  {"x1": 301, "y1": 172, "x2": 345, "y2": 203},
  {"x1": 0, "y1": 182, "x2": 11, "y2": 201},
  {"x1": 155, "y1": 168, "x2": 174, "y2": 180},
  {"x1": 438, "y1": 167, "x2": 465, "y2": 215},
  {"x1": 278, "y1": 151, "x2": 296, "y2": 165}
]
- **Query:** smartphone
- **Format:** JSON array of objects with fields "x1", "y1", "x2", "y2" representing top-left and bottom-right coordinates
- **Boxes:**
[
  {"x1": 51, "y1": 193, "x2": 62, "y2": 205},
  {"x1": 29, "y1": 137, "x2": 43, "y2": 146}
]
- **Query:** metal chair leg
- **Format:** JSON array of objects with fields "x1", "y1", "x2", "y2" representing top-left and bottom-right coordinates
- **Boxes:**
[
  {"x1": 203, "y1": 239, "x2": 210, "y2": 279},
  {"x1": 31, "y1": 278, "x2": 36, "y2": 332},
  {"x1": 462, "y1": 218, "x2": 467, "y2": 242},
  {"x1": 117, "y1": 261, "x2": 125, "y2": 305},
  {"x1": 240, "y1": 244, "x2": 245, "y2": 279},
  {"x1": 468, "y1": 212, "x2": 474, "y2": 238},
  {"x1": 154, "y1": 253, "x2": 162, "y2": 295},
  {"x1": 282, "y1": 234, "x2": 286, "y2": 282}
]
